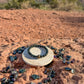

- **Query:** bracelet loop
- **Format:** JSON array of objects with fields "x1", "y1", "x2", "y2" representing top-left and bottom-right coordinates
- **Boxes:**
[{"x1": 28, "y1": 45, "x2": 48, "y2": 59}]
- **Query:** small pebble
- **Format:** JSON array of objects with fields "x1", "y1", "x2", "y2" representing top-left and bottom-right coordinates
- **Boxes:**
[
  {"x1": 66, "y1": 55, "x2": 71, "y2": 61},
  {"x1": 66, "y1": 61, "x2": 70, "y2": 64},
  {"x1": 71, "y1": 69, "x2": 75, "y2": 74},
  {"x1": 19, "y1": 69, "x2": 26, "y2": 73},
  {"x1": 18, "y1": 50, "x2": 22, "y2": 54},
  {"x1": 51, "y1": 46, "x2": 56, "y2": 50},
  {"x1": 43, "y1": 79, "x2": 48, "y2": 83},
  {"x1": 11, "y1": 78, "x2": 16, "y2": 82},
  {"x1": 12, "y1": 51, "x2": 16, "y2": 55},
  {"x1": 54, "y1": 55, "x2": 57, "y2": 58},
  {"x1": 14, "y1": 56, "x2": 17, "y2": 60},
  {"x1": 59, "y1": 48, "x2": 64, "y2": 52},
  {"x1": 63, "y1": 58, "x2": 66, "y2": 64},
  {"x1": 65, "y1": 67, "x2": 72, "y2": 71},
  {"x1": 50, "y1": 74, "x2": 55, "y2": 78},
  {"x1": 9, "y1": 56, "x2": 15, "y2": 62},
  {"x1": 54, "y1": 50, "x2": 57, "y2": 54},
  {"x1": 31, "y1": 74, "x2": 40, "y2": 80},
  {"x1": 44, "y1": 70, "x2": 47, "y2": 74},
  {"x1": 11, "y1": 70, "x2": 17, "y2": 75},
  {"x1": 9, "y1": 81, "x2": 14, "y2": 84},
  {"x1": 47, "y1": 77, "x2": 52, "y2": 82},
  {"x1": 6, "y1": 66, "x2": 10, "y2": 71}
]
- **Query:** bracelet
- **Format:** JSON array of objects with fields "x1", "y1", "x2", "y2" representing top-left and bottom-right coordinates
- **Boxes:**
[{"x1": 28, "y1": 45, "x2": 48, "y2": 59}]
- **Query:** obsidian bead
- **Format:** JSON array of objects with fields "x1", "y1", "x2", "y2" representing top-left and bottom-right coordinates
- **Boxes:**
[
  {"x1": 66, "y1": 61, "x2": 70, "y2": 64},
  {"x1": 50, "y1": 74, "x2": 55, "y2": 78},
  {"x1": 19, "y1": 69, "x2": 26, "y2": 73},
  {"x1": 54, "y1": 55, "x2": 57, "y2": 58},
  {"x1": 14, "y1": 74, "x2": 18, "y2": 79},
  {"x1": 10, "y1": 75, "x2": 14, "y2": 79},
  {"x1": 51, "y1": 70, "x2": 55, "y2": 75},
  {"x1": 1, "y1": 78, "x2": 8, "y2": 84},
  {"x1": 1, "y1": 78, "x2": 6, "y2": 82},
  {"x1": 18, "y1": 50, "x2": 22, "y2": 54},
  {"x1": 9, "y1": 81, "x2": 14, "y2": 84},
  {"x1": 12, "y1": 51, "x2": 16, "y2": 55},
  {"x1": 11, "y1": 70, "x2": 17, "y2": 75},
  {"x1": 38, "y1": 82, "x2": 42, "y2": 84},
  {"x1": 59, "y1": 48, "x2": 64, "y2": 52},
  {"x1": 6, "y1": 66, "x2": 10, "y2": 71},
  {"x1": 71, "y1": 60, "x2": 74, "y2": 63},
  {"x1": 65, "y1": 67, "x2": 72, "y2": 71},
  {"x1": 54, "y1": 50, "x2": 57, "y2": 54},
  {"x1": 31, "y1": 74, "x2": 40, "y2": 80},
  {"x1": 10, "y1": 78, "x2": 16, "y2": 82},
  {"x1": 14, "y1": 56, "x2": 17, "y2": 60},
  {"x1": 66, "y1": 55, "x2": 71, "y2": 61},
  {"x1": 47, "y1": 77, "x2": 52, "y2": 82},
  {"x1": 9, "y1": 56, "x2": 15, "y2": 62},
  {"x1": 51, "y1": 46, "x2": 56, "y2": 50},
  {"x1": 43, "y1": 79, "x2": 48, "y2": 83},
  {"x1": 63, "y1": 58, "x2": 66, "y2": 64},
  {"x1": 16, "y1": 49, "x2": 19, "y2": 53},
  {"x1": 44, "y1": 70, "x2": 47, "y2": 74}
]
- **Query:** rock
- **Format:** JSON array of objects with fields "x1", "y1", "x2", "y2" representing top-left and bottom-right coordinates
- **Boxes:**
[
  {"x1": 11, "y1": 70, "x2": 17, "y2": 75},
  {"x1": 54, "y1": 55, "x2": 57, "y2": 58},
  {"x1": 16, "y1": 49, "x2": 19, "y2": 53},
  {"x1": 47, "y1": 77, "x2": 52, "y2": 82},
  {"x1": 13, "y1": 51, "x2": 16, "y2": 55},
  {"x1": 50, "y1": 74, "x2": 55, "y2": 78},
  {"x1": 9, "y1": 81, "x2": 14, "y2": 84},
  {"x1": 66, "y1": 55, "x2": 71, "y2": 61},
  {"x1": 51, "y1": 46, "x2": 56, "y2": 50},
  {"x1": 59, "y1": 48, "x2": 64, "y2": 52},
  {"x1": 54, "y1": 50, "x2": 57, "y2": 54},
  {"x1": 14, "y1": 56, "x2": 17, "y2": 60},
  {"x1": 51, "y1": 70, "x2": 55, "y2": 75},
  {"x1": 31, "y1": 74, "x2": 40, "y2": 80},
  {"x1": 1, "y1": 78, "x2": 8, "y2": 84},
  {"x1": 63, "y1": 58, "x2": 66, "y2": 64},
  {"x1": 19, "y1": 69, "x2": 26, "y2": 73},
  {"x1": 44, "y1": 70, "x2": 47, "y2": 74},
  {"x1": 65, "y1": 67, "x2": 72, "y2": 71},
  {"x1": 10, "y1": 75, "x2": 14, "y2": 79},
  {"x1": 71, "y1": 69, "x2": 75, "y2": 74},
  {"x1": 18, "y1": 50, "x2": 22, "y2": 54},
  {"x1": 1, "y1": 78, "x2": 6, "y2": 82},
  {"x1": 43, "y1": 79, "x2": 48, "y2": 83},
  {"x1": 66, "y1": 61, "x2": 70, "y2": 64},
  {"x1": 6, "y1": 66, "x2": 10, "y2": 71},
  {"x1": 11, "y1": 78, "x2": 16, "y2": 82},
  {"x1": 9, "y1": 56, "x2": 15, "y2": 62}
]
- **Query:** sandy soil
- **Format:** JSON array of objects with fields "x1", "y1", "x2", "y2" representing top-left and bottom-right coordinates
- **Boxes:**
[{"x1": 0, "y1": 8, "x2": 84, "y2": 84}]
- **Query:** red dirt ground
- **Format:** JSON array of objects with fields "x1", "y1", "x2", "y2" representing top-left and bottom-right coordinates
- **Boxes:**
[{"x1": 0, "y1": 8, "x2": 84, "y2": 84}]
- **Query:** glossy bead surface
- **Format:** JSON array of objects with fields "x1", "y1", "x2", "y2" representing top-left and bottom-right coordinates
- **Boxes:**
[
  {"x1": 31, "y1": 74, "x2": 40, "y2": 80},
  {"x1": 9, "y1": 56, "x2": 15, "y2": 62},
  {"x1": 66, "y1": 55, "x2": 71, "y2": 61},
  {"x1": 65, "y1": 67, "x2": 72, "y2": 71},
  {"x1": 19, "y1": 69, "x2": 26, "y2": 73}
]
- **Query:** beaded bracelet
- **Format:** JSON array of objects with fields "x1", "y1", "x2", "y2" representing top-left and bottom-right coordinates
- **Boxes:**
[{"x1": 28, "y1": 45, "x2": 48, "y2": 59}]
